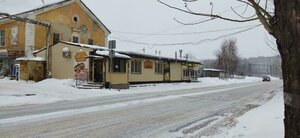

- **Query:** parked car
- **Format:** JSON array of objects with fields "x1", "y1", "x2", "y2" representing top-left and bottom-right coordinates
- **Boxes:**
[{"x1": 262, "y1": 76, "x2": 271, "y2": 81}]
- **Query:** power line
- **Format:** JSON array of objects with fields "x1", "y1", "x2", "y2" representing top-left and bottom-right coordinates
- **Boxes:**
[
  {"x1": 112, "y1": 24, "x2": 260, "y2": 36},
  {"x1": 113, "y1": 4, "x2": 248, "y2": 41},
  {"x1": 110, "y1": 24, "x2": 262, "y2": 47}
]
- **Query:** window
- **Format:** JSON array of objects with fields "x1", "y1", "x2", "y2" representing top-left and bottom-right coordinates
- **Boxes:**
[
  {"x1": 131, "y1": 60, "x2": 142, "y2": 74},
  {"x1": 72, "y1": 36, "x2": 79, "y2": 43},
  {"x1": 183, "y1": 69, "x2": 189, "y2": 77},
  {"x1": 88, "y1": 39, "x2": 93, "y2": 45},
  {"x1": 53, "y1": 33, "x2": 60, "y2": 45},
  {"x1": 73, "y1": 15, "x2": 80, "y2": 23},
  {"x1": 113, "y1": 59, "x2": 126, "y2": 73},
  {"x1": 155, "y1": 61, "x2": 163, "y2": 74},
  {"x1": 0, "y1": 30, "x2": 5, "y2": 47}
]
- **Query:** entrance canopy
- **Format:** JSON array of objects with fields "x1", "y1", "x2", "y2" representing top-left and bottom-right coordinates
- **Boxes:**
[{"x1": 95, "y1": 50, "x2": 131, "y2": 59}]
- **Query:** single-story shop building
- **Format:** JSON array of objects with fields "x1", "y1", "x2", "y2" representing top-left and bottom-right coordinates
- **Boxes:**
[{"x1": 33, "y1": 41, "x2": 201, "y2": 89}]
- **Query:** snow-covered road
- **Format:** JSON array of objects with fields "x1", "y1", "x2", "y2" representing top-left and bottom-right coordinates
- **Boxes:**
[
  {"x1": 0, "y1": 80, "x2": 282, "y2": 137},
  {"x1": 0, "y1": 77, "x2": 263, "y2": 107}
]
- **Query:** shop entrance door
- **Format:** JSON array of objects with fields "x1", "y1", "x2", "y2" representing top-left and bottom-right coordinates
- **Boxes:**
[
  {"x1": 94, "y1": 60, "x2": 103, "y2": 83},
  {"x1": 164, "y1": 62, "x2": 170, "y2": 81}
]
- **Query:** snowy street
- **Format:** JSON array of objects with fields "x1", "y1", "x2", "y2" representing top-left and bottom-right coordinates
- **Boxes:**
[{"x1": 0, "y1": 79, "x2": 282, "y2": 137}]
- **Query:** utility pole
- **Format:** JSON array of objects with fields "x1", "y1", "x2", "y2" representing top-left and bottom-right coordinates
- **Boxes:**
[
  {"x1": 0, "y1": 12, "x2": 52, "y2": 77},
  {"x1": 108, "y1": 40, "x2": 116, "y2": 90}
]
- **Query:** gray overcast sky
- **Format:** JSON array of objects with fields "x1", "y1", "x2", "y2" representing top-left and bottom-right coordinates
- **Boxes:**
[{"x1": 0, "y1": 0, "x2": 278, "y2": 59}]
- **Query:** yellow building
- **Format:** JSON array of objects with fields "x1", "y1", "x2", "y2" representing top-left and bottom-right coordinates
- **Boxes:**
[
  {"x1": 35, "y1": 42, "x2": 201, "y2": 89},
  {"x1": 1, "y1": 0, "x2": 201, "y2": 89},
  {"x1": 0, "y1": 0, "x2": 110, "y2": 77}
]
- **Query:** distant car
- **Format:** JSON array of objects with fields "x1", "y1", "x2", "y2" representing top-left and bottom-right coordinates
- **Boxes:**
[{"x1": 262, "y1": 76, "x2": 271, "y2": 81}]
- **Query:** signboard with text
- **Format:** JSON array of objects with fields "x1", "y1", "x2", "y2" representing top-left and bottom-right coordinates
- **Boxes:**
[{"x1": 144, "y1": 60, "x2": 153, "y2": 69}]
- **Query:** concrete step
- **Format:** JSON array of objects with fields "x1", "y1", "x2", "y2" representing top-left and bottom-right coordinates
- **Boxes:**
[
  {"x1": 76, "y1": 86, "x2": 103, "y2": 89},
  {"x1": 76, "y1": 82, "x2": 104, "y2": 89},
  {"x1": 82, "y1": 84, "x2": 103, "y2": 87}
]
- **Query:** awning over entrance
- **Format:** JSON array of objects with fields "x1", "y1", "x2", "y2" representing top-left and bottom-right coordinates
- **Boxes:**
[
  {"x1": 86, "y1": 55, "x2": 104, "y2": 59},
  {"x1": 95, "y1": 50, "x2": 131, "y2": 59}
]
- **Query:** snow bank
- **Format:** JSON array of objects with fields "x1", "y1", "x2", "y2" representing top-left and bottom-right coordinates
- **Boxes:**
[{"x1": 0, "y1": 77, "x2": 262, "y2": 107}]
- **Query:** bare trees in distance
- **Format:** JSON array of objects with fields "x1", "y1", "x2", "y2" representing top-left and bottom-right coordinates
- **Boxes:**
[{"x1": 215, "y1": 39, "x2": 239, "y2": 75}]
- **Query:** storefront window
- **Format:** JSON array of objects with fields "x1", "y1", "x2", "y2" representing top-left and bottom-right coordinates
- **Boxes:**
[
  {"x1": 131, "y1": 60, "x2": 142, "y2": 74},
  {"x1": 183, "y1": 69, "x2": 189, "y2": 77},
  {"x1": 113, "y1": 59, "x2": 126, "y2": 73},
  {"x1": 155, "y1": 61, "x2": 163, "y2": 74}
]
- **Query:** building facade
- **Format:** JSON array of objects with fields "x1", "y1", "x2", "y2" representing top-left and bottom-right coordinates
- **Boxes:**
[
  {"x1": 35, "y1": 42, "x2": 201, "y2": 89},
  {"x1": 0, "y1": 0, "x2": 110, "y2": 77}
]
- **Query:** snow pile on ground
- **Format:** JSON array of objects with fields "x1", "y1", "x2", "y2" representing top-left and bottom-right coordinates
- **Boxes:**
[
  {"x1": 205, "y1": 90, "x2": 284, "y2": 138},
  {"x1": 128, "y1": 77, "x2": 262, "y2": 93},
  {"x1": 0, "y1": 77, "x2": 262, "y2": 107}
]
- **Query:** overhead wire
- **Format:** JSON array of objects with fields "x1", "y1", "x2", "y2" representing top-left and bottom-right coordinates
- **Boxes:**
[
  {"x1": 110, "y1": 24, "x2": 262, "y2": 47},
  {"x1": 112, "y1": 24, "x2": 260, "y2": 36},
  {"x1": 112, "y1": 3, "x2": 249, "y2": 41}
]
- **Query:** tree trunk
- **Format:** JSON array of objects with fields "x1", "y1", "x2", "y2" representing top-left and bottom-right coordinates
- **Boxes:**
[{"x1": 273, "y1": 0, "x2": 300, "y2": 137}]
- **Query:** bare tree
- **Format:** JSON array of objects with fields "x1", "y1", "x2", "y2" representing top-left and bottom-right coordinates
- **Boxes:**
[
  {"x1": 157, "y1": 0, "x2": 300, "y2": 137},
  {"x1": 215, "y1": 39, "x2": 239, "y2": 75}
]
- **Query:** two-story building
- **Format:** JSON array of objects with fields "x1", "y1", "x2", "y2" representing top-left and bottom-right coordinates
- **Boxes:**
[
  {"x1": 1, "y1": 0, "x2": 201, "y2": 89},
  {"x1": 0, "y1": 0, "x2": 110, "y2": 76}
]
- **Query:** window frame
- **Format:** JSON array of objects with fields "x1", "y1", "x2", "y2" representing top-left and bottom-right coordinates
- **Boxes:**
[
  {"x1": 88, "y1": 39, "x2": 94, "y2": 45},
  {"x1": 155, "y1": 61, "x2": 163, "y2": 75},
  {"x1": 112, "y1": 59, "x2": 126, "y2": 73},
  {"x1": 131, "y1": 59, "x2": 142, "y2": 74},
  {"x1": 53, "y1": 33, "x2": 60, "y2": 45},
  {"x1": 0, "y1": 30, "x2": 5, "y2": 47},
  {"x1": 72, "y1": 36, "x2": 79, "y2": 43}
]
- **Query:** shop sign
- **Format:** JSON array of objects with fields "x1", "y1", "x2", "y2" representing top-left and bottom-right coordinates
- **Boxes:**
[
  {"x1": 144, "y1": 60, "x2": 153, "y2": 69},
  {"x1": 75, "y1": 51, "x2": 87, "y2": 62}
]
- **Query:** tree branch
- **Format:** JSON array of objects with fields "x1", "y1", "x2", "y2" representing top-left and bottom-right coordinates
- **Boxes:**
[
  {"x1": 231, "y1": 6, "x2": 257, "y2": 19},
  {"x1": 173, "y1": 17, "x2": 215, "y2": 25},
  {"x1": 247, "y1": 0, "x2": 272, "y2": 19},
  {"x1": 247, "y1": 0, "x2": 273, "y2": 33},
  {"x1": 157, "y1": 0, "x2": 258, "y2": 23}
]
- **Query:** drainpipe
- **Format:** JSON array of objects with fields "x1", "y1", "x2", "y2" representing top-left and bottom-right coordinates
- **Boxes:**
[{"x1": 45, "y1": 25, "x2": 51, "y2": 78}]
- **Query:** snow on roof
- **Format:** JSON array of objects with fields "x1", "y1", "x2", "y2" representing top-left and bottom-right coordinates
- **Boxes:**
[
  {"x1": 117, "y1": 50, "x2": 201, "y2": 64},
  {"x1": 16, "y1": 57, "x2": 45, "y2": 61},
  {"x1": 95, "y1": 50, "x2": 131, "y2": 59},
  {"x1": 203, "y1": 68, "x2": 224, "y2": 72},
  {"x1": 61, "y1": 41, "x2": 108, "y2": 50},
  {"x1": 0, "y1": 0, "x2": 68, "y2": 18}
]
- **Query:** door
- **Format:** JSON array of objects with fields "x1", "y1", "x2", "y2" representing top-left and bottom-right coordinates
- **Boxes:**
[
  {"x1": 94, "y1": 60, "x2": 103, "y2": 83},
  {"x1": 164, "y1": 62, "x2": 170, "y2": 81}
]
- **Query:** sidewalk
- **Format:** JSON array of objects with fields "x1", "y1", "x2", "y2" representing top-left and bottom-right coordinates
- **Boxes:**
[{"x1": 209, "y1": 90, "x2": 284, "y2": 138}]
